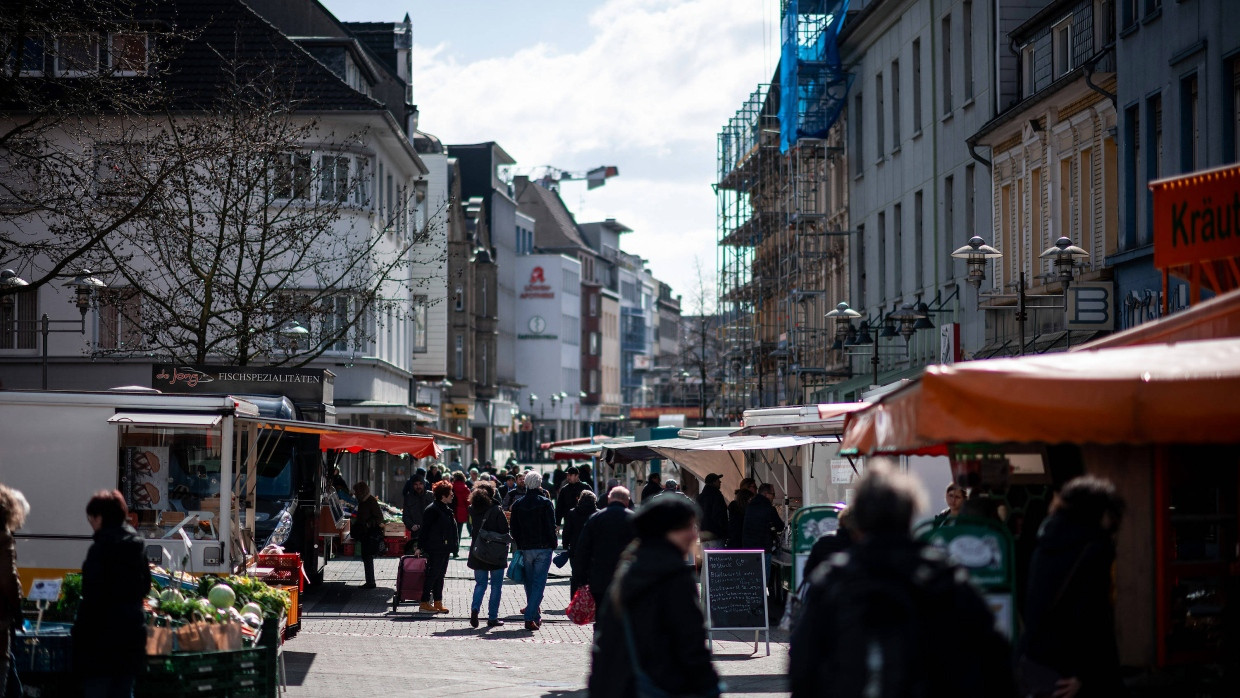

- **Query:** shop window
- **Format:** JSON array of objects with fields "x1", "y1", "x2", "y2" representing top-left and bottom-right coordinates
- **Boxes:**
[{"x1": 121, "y1": 427, "x2": 223, "y2": 539}]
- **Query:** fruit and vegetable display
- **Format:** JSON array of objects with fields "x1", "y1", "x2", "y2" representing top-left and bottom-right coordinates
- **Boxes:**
[{"x1": 146, "y1": 574, "x2": 289, "y2": 625}]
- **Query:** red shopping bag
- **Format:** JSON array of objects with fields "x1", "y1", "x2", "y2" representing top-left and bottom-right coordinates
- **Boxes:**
[{"x1": 566, "y1": 585, "x2": 596, "y2": 625}]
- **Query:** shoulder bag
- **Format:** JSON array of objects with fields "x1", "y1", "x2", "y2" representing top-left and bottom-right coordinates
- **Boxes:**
[{"x1": 473, "y1": 507, "x2": 512, "y2": 568}]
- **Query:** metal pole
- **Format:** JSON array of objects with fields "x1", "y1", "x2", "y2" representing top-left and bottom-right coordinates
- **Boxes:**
[
  {"x1": 1017, "y1": 271, "x2": 1027, "y2": 357},
  {"x1": 871, "y1": 336, "x2": 879, "y2": 386},
  {"x1": 41, "y1": 313, "x2": 49, "y2": 390}
]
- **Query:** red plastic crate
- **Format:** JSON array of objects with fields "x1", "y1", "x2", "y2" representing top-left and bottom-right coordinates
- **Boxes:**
[
  {"x1": 341, "y1": 539, "x2": 355, "y2": 556},
  {"x1": 384, "y1": 538, "x2": 405, "y2": 557},
  {"x1": 257, "y1": 553, "x2": 301, "y2": 571}
]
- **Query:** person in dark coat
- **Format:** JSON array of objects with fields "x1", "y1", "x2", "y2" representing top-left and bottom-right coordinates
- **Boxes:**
[
  {"x1": 726, "y1": 487, "x2": 755, "y2": 549},
  {"x1": 639, "y1": 473, "x2": 662, "y2": 503},
  {"x1": 695, "y1": 473, "x2": 729, "y2": 549},
  {"x1": 466, "y1": 485, "x2": 510, "y2": 628},
  {"x1": 789, "y1": 466, "x2": 1015, "y2": 698},
  {"x1": 501, "y1": 476, "x2": 528, "y2": 511},
  {"x1": 73, "y1": 490, "x2": 151, "y2": 698},
  {"x1": 802, "y1": 507, "x2": 854, "y2": 581},
  {"x1": 418, "y1": 481, "x2": 458, "y2": 613},
  {"x1": 571, "y1": 487, "x2": 637, "y2": 607},
  {"x1": 0, "y1": 485, "x2": 28, "y2": 697},
  {"x1": 563, "y1": 490, "x2": 600, "y2": 598},
  {"x1": 741, "y1": 483, "x2": 785, "y2": 554},
  {"x1": 451, "y1": 472, "x2": 472, "y2": 557},
  {"x1": 555, "y1": 466, "x2": 589, "y2": 528},
  {"x1": 509, "y1": 472, "x2": 557, "y2": 630},
  {"x1": 352, "y1": 481, "x2": 384, "y2": 589},
  {"x1": 589, "y1": 495, "x2": 721, "y2": 698},
  {"x1": 1019, "y1": 476, "x2": 1126, "y2": 698},
  {"x1": 402, "y1": 476, "x2": 434, "y2": 552}
]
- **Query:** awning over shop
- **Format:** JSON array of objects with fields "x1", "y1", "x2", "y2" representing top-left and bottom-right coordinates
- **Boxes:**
[
  {"x1": 841, "y1": 337, "x2": 1240, "y2": 455},
  {"x1": 318, "y1": 432, "x2": 441, "y2": 458},
  {"x1": 413, "y1": 426, "x2": 474, "y2": 445},
  {"x1": 108, "y1": 412, "x2": 224, "y2": 429},
  {"x1": 601, "y1": 435, "x2": 727, "y2": 465},
  {"x1": 651, "y1": 434, "x2": 838, "y2": 502}
]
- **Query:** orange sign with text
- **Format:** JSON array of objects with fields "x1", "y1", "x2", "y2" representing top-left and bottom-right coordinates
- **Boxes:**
[
  {"x1": 629, "y1": 406, "x2": 702, "y2": 420},
  {"x1": 1151, "y1": 164, "x2": 1240, "y2": 270}
]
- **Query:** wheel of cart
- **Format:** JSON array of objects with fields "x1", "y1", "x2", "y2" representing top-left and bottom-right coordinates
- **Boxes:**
[{"x1": 392, "y1": 554, "x2": 426, "y2": 612}]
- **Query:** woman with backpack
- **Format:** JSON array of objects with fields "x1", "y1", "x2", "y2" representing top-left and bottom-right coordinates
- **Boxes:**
[{"x1": 467, "y1": 484, "x2": 510, "y2": 628}]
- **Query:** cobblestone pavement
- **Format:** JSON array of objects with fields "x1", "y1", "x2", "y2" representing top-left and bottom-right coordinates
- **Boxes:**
[{"x1": 280, "y1": 544, "x2": 791, "y2": 697}]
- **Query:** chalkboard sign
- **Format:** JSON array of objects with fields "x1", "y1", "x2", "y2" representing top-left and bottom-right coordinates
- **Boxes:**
[{"x1": 701, "y1": 550, "x2": 768, "y2": 631}]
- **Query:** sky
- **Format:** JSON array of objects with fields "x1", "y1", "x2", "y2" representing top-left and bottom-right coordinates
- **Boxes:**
[{"x1": 318, "y1": 0, "x2": 782, "y2": 309}]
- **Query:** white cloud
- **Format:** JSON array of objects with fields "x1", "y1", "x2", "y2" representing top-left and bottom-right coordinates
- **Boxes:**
[{"x1": 410, "y1": 0, "x2": 773, "y2": 297}]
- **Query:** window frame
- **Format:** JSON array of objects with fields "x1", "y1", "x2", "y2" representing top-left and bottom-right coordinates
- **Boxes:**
[
  {"x1": 107, "y1": 32, "x2": 148, "y2": 77},
  {"x1": 54, "y1": 34, "x2": 100, "y2": 77}
]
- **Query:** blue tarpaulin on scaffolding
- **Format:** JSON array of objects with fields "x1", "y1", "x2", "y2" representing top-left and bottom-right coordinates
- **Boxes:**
[{"x1": 779, "y1": 0, "x2": 853, "y2": 153}]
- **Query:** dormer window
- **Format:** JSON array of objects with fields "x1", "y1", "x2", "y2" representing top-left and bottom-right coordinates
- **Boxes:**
[
  {"x1": 1052, "y1": 18, "x2": 1072, "y2": 79},
  {"x1": 342, "y1": 54, "x2": 370, "y2": 97},
  {"x1": 1022, "y1": 44, "x2": 1035, "y2": 98}
]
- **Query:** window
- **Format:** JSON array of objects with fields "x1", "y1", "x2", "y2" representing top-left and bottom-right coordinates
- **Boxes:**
[
  {"x1": 923, "y1": 184, "x2": 933, "y2": 290},
  {"x1": 1181, "y1": 74, "x2": 1199, "y2": 173},
  {"x1": 1148, "y1": 94, "x2": 1163, "y2": 180},
  {"x1": 108, "y1": 33, "x2": 147, "y2": 75},
  {"x1": 412, "y1": 296, "x2": 427, "y2": 353},
  {"x1": 1032, "y1": 168, "x2": 1044, "y2": 270},
  {"x1": 1059, "y1": 157, "x2": 1075, "y2": 262},
  {"x1": 876, "y1": 72, "x2": 885, "y2": 156},
  {"x1": 1124, "y1": 104, "x2": 1141, "y2": 248},
  {"x1": 590, "y1": 332, "x2": 600, "y2": 355},
  {"x1": 1145, "y1": 0, "x2": 1161, "y2": 16},
  {"x1": 893, "y1": 203, "x2": 903, "y2": 295},
  {"x1": 856, "y1": 223, "x2": 866, "y2": 308},
  {"x1": 0, "y1": 288, "x2": 36, "y2": 349},
  {"x1": 8, "y1": 37, "x2": 45, "y2": 76},
  {"x1": 1000, "y1": 184, "x2": 1013, "y2": 286},
  {"x1": 1122, "y1": 0, "x2": 1138, "y2": 28},
  {"x1": 911, "y1": 38, "x2": 923, "y2": 132},
  {"x1": 563, "y1": 315, "x2": 580, "y2": 345},
  {"x1": 377, "y1": 162, "x2": 384, "y2": 217},
  {"x1": 321, "y1": 296, "x2": 350, "y2": 352},
  {"x1": 562, "y1": 268, "x2": 580, "y2": 294},
  {"x1": 319, "y1": 155, "x2": 350, "y2": 203},
  {"x1": 1022, "y1": 44, "x2": 1036, "y2": 97},
  {"x1": 590, "y1": 370, "x2": 599, "y2": 394},
  {"x1": 479, "y1": 341, "x2": 489, "y2": 385},
  {"x1": 55, "y1": 34, "x2": 99, "y2": 76},
  {"x1": 965, "y1": 164, "x2": 976, "y2": 245},
  {"x1": 890, "y1": 59, "x2": 901, "y2": 147},
  {"x1": 97, "y1": 288, "x2": 142, "y2": 350},
  {"x1": 590, "y1": 293, "x2": 599, "y2": 317},
  {"x1": 454, "y1": 335, "x2": 464, "y2": 381},
  {"x1": 454, "y1": 285, "x2": 464, "y2": 312},
  {"x1": 1081, "y1": 148, "x2": 1095, "y2": 258},
  {"x1": 1053, "y1": 19, "x2": 1073, "y2": 78},
  {"x1": 385, "y1": 173, "x2": 394, "y2": 230},
  {"x1": 853, "y1": 93, "x2": 864, "y2": 175},
  {"x1": 963, "y1": 2, "x2": 974, "y2": 101},
  {"x1": 480, "y1": 278, "x2": 488, "y2": 317},
  {"x1": 941, "y1": 15, "x2": 953, "y2": 114},
  {"x1": 353, "y1": 157, "x2": 370, "y2": 206},
  {"x1": 272, "y1": 152, "x2": 311, "y2": 200},
  {"x1": 877, "y1": 211, "x2": 887, "y2": 304}
]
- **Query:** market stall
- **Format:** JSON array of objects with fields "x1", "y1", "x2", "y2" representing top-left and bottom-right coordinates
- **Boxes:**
[{"x1": 839, "y1": 335, "x2": 1240, "y2": 669}]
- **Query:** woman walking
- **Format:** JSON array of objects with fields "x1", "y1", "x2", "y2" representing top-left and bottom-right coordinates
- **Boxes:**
[
  {"x1": 467, "y1": 485, "x2": 509, "y2": 628},
  {"x1": 451, "y1": 472, "x2": 471, "y2": 557},
  {"x1": 563, "y1": 489, "x2": 599, "y2": 599},
  {"x1": 0, "y1": 485, "x2": 29, "y2": 697},
  {"x1": 73, "y1": 490, "x2": 151, "y2": 698},
  {"x1": 589, "y1": 496, "x2": 721, "y2": 698},
  {"x1": 352, "y1": 482, "x2": 384, "y2": 589},
  {"x1": 419, "y1": 481, "x2": 457, "y2": 613}
]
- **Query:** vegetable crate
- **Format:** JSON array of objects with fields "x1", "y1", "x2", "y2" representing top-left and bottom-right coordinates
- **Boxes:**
[
  {"x1": 137, "y1": 646, "x2": 277, "y2": 698},
  {"x1": 13, "y1": 630, "x2": 73, "y2": 674},
  {"x1": 257, "y1": 552, "x2": 304, "y2": 592}
]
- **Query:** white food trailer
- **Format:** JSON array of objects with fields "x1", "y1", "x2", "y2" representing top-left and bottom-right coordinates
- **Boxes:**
[{"x1": 0, "y1": 389, "x2": 437, "y2": 592}]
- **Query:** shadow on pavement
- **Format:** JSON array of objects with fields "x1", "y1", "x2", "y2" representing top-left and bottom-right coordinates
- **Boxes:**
[
  {"x1": 431, "y1": 626, "x2": 536, "y2": 640},
  {"x1": 719, "y1": 673, "x2": 790, "y2": 693},
  {"x1": 541, "y1": 690, "x2": 587, "y2": 697},
  {"x1": 281, "y1": 651, "x2": 316, "y2": 686}
]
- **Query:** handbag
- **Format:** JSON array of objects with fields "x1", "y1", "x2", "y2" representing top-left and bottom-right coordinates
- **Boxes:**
[
  {"x1": 778, "y1": 579, "x2": 810, "y2": 632},
  {"x1": 567, "y1": 585, "x2": 595, "y2": 625},
  {"x1": 472, "y1": 507, "x2": 512, "y2": 567},
  {"x1": 506, "y1": 549, "x2": 526, "y2": 583}
]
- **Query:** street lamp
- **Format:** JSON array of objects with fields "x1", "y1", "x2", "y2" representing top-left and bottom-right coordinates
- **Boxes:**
[
  {"x1": 279, "y1": 320, "x2": 310, "y2": 353},
  {"x1": 0, "y1": 269, "x2": 107, "y2": 389},
  {"x1": 825, "y1": 302, "x2": 861, "y2": 351},
  {"x1": 832, "y1": 302, "x2": 933, "y2": 386},
  {"x1": 952, "y1": 235, "x2": 1089, "y2": 355}
]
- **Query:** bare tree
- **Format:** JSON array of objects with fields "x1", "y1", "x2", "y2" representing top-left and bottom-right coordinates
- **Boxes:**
[
  {"x1": 680, "y1": 256, "x2": 724, "y2": 424},
  {"x1": 0, "y1": 0, "x2": 186, "y2": 294},
  {"x1": 92, "y1": 48, "x2": 438, "y2": 366}
]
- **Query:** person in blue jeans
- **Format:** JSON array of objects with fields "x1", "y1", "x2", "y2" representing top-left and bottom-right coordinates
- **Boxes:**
[
  {"x1": 509, "y1": 471, "x2": 557, "y2": 630},
  {"x1": 466, "y1": 483, "x2": 509, "y2": 627}
]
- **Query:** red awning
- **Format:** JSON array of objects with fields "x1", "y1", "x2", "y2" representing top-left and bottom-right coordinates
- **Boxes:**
[{"x1": 319, "y1": 432, "x2": 442, "y2": 459}]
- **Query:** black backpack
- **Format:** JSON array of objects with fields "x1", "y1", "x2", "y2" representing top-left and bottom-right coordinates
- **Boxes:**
[{"x1": 818, "y1": 548, "x2": 960, "y2": 698}]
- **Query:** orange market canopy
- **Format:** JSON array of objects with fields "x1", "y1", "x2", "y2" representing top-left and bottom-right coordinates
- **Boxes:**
[{"x1": 841, "y1": 337, "x2": 1240, "y2": 455}]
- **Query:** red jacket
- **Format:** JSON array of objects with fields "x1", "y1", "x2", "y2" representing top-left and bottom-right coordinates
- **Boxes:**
[{"x1": 452, "y1": 480, "x2": 471, "y2": 523}]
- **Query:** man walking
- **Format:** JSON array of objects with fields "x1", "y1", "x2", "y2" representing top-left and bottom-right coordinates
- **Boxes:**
[
  {"x1": 640, "y1": 473, "x2": 662, "y2": 503},
  {"x1": 788, "y1": 465, "x2": 1014, "y2": 697},
  {"x1": 742, "y1": 483, "x2": 786, "y2": 561},
  {"x1": 555, "y1": 466, "x2": 588, "y2": 528},
  {"x1": 501, "y1": 472, "x2": 529, "y2": 511},
  {"x1": 509, "y1": 471, "x2": 556, "y2": 630},
  {"x1": 401, "y1": 475, "x2": 434, "y2": 553},
  {"x1": 695, "y1": 473, "x2": 729, "y2": 550},
  {"x1": 570, "y1": 486, "x2": 637, "y2": 607}
]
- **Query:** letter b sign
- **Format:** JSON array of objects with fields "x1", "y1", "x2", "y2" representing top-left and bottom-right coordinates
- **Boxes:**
[{"x1": 1065, "y1": 282, "x2": 1114, "y2": 330}]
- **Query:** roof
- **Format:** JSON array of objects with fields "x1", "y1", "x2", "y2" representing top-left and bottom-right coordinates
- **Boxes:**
[
  {"x1": 513, "y1": 177, "x2": 594, "y2": 252},
  {"x1": 840, "y1": 337, "x2": 1240, "y2": 454}
]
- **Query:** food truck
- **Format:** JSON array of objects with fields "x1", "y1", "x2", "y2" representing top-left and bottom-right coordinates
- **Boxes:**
[{"x1": 0, "y1": 389, "x2": 438, "y2": 592}]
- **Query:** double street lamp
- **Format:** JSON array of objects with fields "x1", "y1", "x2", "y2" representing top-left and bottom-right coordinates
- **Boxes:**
[
  {"x1": 827, "y1": 301, "x2": 934, "y2": 386},
  {"x1": 0, "y1": 269, "x2": 107, "y2": 389},
  {"x1": 951, "y1": 235, "x2": 1090, "y2": 355}
]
